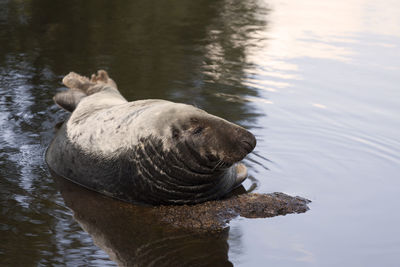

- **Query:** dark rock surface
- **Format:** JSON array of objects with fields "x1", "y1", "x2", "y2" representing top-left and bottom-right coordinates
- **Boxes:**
[{"x1": 155, "y1": 192, "x2": 310, "y2": 231}]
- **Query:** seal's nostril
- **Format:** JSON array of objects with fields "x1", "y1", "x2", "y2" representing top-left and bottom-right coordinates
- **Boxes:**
[
  {"x1": 241, "y1": 140, "x2": 254, "y2": 153},
  {"x1": 241, "y1": 133, "x2": 256, "y2": 153}
]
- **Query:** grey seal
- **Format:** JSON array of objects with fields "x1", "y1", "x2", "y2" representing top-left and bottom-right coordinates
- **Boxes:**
[{"x1": 46, "y1": 70, "x2": 256, "y2": 205}]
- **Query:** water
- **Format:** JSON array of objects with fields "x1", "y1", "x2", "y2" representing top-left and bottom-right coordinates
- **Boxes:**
[{"x1": 1, "y1": 0, "x2": 399, "y2": 266}]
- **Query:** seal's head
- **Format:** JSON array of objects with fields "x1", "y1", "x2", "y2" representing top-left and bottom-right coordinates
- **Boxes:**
[{"x1": 150, "y1": 103, "x2": 256, "y2": 171}]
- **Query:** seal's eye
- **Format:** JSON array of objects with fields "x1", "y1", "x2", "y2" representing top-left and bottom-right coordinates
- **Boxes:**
[{"x1": 193, "y1": 126, "x2": 204, "y2": 135}]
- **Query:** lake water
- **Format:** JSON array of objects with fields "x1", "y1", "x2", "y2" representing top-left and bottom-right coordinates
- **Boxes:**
[{"x1": 1, "y1": 0, "x2": 400, "y2": 266}]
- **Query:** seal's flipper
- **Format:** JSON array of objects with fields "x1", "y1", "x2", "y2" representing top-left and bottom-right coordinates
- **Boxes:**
[
  {"x1": 87, "y1": 70, "x2": 118, "y2": 94},
  {"x1": 234, "y1": 163, "x2": 248, "y2": 188},
  {"x1": 55, "y1": 70, "x2": 123, "y2": 112},
  {"x1": 53, "y1": 89, "x2": 87, "y2": 112},
  {"x1": 62, "y1": 70, "x2": 118, "y2": 96},
  {"x1": 90, "y1": 70, "x2": 118, "y2": 89},
  {"x1": 62, "y1": 72, "x2": 93, "y2": 92}
]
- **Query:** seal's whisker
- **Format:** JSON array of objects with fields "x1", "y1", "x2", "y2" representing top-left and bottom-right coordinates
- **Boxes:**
[
  {"x1": 219, "y1": 161, "x2": 225, "y2": 168},
  {"x1": 212, "y1": 160, "x2": 222, "y2": 171},
  {"x1": 217, "y1": 160, "x2": 225, "y2": 170}
]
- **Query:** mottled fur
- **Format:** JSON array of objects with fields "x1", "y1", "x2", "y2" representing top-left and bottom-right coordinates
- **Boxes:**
[{"x1": 46, "y1": 70, "x2": 256, "y2": 205}]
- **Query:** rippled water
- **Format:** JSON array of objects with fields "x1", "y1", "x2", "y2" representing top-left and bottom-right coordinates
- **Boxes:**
[{"x1": 1, "y1": 0, "x2": 400, "y2": 266}]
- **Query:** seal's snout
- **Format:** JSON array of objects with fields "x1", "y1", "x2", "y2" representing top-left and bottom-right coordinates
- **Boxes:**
[
  {"x1": 241, "y1": 138, "x2": 256, "y2": 153},
  {"x1": 239, "y1": 130, "x2": 256, "y2": 154},
  {"x1": 221, "y1": 127, "x2": 257, "y2": 164}
]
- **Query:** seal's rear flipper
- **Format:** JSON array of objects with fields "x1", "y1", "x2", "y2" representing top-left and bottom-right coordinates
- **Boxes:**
[
  {"x1": 90, "y1": 70, "x2": 118, "y2": 91},
  {"x1": 62, "y1": 72, "x2": 92, "y2": 91},
  {"x1": 62, "y1": 70, "x2": 118, "y2": 95},
  {"x1": 53, "y1": 89, "x2": 87, "y2": 112},
  {"x1": 54, "y1": 70, "x2": 121, "y2": 112}
]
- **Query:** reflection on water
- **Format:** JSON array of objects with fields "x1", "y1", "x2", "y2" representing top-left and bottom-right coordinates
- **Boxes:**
[
  {"x1": 1, "y1": 0, "x2": 400, "y2": 266},
  {"x1": 56, "y1": 176, "x2": 232, "y2": 267},
  {"x1": 0, "y1": 0, "x2": 266, "y2": 265}
]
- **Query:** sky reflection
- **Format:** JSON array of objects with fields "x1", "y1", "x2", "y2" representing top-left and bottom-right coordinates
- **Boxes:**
[{"x1": 231, "y1": 0, "x2": 400, "y2": 266}]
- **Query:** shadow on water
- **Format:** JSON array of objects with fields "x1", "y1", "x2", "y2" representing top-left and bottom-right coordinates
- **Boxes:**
[{"x1": 0, "y1": 0, "x2": 270, "y2": 265}]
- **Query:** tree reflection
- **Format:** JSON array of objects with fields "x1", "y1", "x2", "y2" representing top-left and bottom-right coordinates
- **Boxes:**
[{"x1": 0, "y1": 0, "x2": 269, "y2": 265}]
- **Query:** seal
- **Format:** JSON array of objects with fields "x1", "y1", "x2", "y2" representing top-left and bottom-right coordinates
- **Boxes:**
[{"x1": 46, "y1": 70, "x2": 256, "y2": 205}]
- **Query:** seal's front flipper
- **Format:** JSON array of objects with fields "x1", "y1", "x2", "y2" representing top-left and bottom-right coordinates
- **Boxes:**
[
  {"x1": 53, "y1": 89, "x2": 87, "y2": 112},
  {"x1": 234, "y1": 163, "x2": 248, "y2": 188}
]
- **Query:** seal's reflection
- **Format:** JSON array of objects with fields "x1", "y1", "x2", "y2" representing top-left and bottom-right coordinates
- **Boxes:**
[{"x1": 55, "y1": 175, "x2": 233, "y2": 267}]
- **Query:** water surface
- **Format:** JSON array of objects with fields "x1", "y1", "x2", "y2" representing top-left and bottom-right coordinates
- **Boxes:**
[{"x1": 1, "y1": 0, "x2": 400, "y2": 266}]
